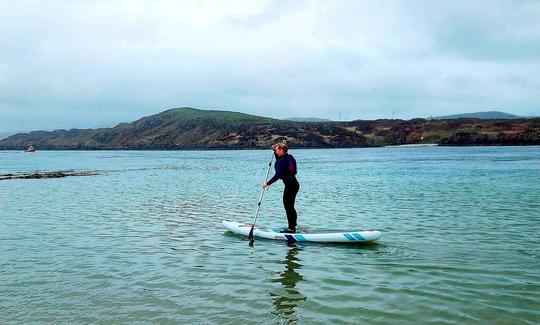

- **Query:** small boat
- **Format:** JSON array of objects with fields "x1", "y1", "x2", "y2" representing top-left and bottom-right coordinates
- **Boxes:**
[{"x1": 25, "y1": 145, "x2": 36, "y2": 153}]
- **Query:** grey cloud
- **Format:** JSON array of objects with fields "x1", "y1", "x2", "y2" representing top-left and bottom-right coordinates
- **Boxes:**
[
  {"x1": 410, "y1": 1, "x2": 540, "y2": 61},
  {"x1": 1, "y1": 0, "x2": 539, "y2": 132}
]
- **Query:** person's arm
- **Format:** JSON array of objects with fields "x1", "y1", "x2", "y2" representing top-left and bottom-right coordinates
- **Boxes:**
[{"x1": 264, "y1": 158, "x2": 287, "y2": 187}]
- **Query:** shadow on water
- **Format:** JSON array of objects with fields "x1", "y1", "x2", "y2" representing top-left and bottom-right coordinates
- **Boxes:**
[{"x1": 270, "y1": 244, "x2": 306, "y2": 324}]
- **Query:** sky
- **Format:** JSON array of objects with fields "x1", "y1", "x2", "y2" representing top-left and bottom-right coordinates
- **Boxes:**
[{"x1": 1, "y1": 0, "x2": 539, "y2": 132}]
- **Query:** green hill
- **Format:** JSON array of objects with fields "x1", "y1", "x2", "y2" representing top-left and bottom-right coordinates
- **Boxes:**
[
  {"x1": 1, "y1": 107, "x2": 539, "y2": 149},
  {"x1": 0, "y1": 107, "x2": 366, "y2": 149}
]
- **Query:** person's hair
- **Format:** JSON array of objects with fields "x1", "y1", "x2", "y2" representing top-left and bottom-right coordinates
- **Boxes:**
[{"x1": 274, "y1": 141, "x2": 288, "y2": 153}]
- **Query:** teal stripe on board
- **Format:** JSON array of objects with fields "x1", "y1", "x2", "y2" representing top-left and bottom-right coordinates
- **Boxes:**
[
  {"x1": 352, "y1": 233, "x2": 364, "y2": 240},
  {"x1": 294, "y1": 234, "x2": 306, "y2": 241},
  {"x1": 343, "y1": 233, "x2": 355, "y2": 240}
]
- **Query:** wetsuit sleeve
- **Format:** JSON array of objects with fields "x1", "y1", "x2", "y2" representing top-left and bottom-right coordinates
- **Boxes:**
[{"x1": 267, "y1": 158, "x2": 287, "y2": 186}]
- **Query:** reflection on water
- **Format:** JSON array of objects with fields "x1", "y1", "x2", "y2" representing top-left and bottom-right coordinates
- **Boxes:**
[{"x1": 270, "y1": 244, "x2": 307, "y2": 324}]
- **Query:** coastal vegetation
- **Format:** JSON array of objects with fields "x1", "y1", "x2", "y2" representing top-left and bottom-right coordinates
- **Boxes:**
[{"x1": 0, "y1": 107, "x2": 539, "y2": 150}]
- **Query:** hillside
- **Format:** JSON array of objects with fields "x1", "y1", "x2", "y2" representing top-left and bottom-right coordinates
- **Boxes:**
[
  {"x1": 0, "y1": 107, "x2": 367, "y2": 149},
  {"x1": 1, "y1": 107, "x2": 539, "y2": 150},
  {"x1": 433, "y1": 111, "x2": 523, "y2": 120},
  {"x1": 353, "y1": 118, "x2": 540, "y2": 146}
]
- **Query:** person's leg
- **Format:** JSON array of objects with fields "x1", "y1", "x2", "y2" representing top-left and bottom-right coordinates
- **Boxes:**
[{"x1": 283, "y1": 181, "x2": 299, "y2": 230}]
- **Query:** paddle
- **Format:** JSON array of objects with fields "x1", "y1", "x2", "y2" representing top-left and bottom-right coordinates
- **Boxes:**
[{"x1": 248, "y1": 152, "x2": 274, "y2": 243}]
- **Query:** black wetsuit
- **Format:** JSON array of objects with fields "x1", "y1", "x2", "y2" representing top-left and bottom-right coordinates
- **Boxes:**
[{"x1": 266, "y1": 154, "x2": 300, "y2": 229}]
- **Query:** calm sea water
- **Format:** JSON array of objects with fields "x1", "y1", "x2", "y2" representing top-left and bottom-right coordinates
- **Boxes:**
[{"x1": 1, "y1": 147, "x2": 539, "y2": 324}]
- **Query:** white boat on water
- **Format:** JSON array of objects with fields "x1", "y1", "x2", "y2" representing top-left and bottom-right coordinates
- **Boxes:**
[{"x1": 25, "y1": 145, "x2": 36, "y2": 152}]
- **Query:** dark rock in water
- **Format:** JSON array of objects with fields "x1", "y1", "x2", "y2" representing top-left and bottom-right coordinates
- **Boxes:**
[{"x1": 0, "y1": 170, "x2": 102, "y2": 180}]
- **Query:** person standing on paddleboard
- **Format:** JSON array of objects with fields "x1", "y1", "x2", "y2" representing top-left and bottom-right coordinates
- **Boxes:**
[{"x1": 262, "y1": 142, "x2": 300, "y2": 233}]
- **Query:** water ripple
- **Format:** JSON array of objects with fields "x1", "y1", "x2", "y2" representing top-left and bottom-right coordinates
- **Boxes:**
[{"x1": 1, "y1": 148, "x2": 539, "y2": 324}]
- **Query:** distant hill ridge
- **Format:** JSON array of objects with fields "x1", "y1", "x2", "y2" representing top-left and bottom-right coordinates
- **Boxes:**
[
  {"x1": 0, "y1": 107, "x2": 539, "y2": 149},
  {"x1": 433, "y1": 111, "x2": 522, "y2": 120},
  {"x1": 284, "y1": 117, "x2": 333, "y2": 122}
]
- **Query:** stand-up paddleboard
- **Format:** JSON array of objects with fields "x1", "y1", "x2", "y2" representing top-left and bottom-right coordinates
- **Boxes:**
[{"x1": 222, "y1": 220, "x2": 382, "y2": 243}]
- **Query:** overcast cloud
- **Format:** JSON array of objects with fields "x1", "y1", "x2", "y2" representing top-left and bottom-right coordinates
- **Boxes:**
[{"x1": 1, "y1": 0, "x2": 539, "y2": 132}]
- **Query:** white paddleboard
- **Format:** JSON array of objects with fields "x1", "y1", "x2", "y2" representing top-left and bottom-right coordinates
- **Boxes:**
[{"x1": 222, "y1": 220, "x2": 382, "y2": 243}]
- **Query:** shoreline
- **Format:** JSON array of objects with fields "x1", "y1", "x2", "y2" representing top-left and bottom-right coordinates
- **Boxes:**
[{"x1": 3, "y1": 144, "x2": 540, "y2": 152}]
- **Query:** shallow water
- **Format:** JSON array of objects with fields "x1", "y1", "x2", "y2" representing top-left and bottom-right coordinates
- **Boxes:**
[{"x1": 1, "y1": 147, "x2": 539, "y2": 324}]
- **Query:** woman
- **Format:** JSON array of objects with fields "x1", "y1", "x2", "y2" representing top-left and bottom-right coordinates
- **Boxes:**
[{"x1": 262, "y1": 142, "x2": 300, "y2": 233}]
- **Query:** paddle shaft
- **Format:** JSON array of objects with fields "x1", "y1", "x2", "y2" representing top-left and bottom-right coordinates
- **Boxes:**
[{"x1": 248, "y1": 153, "x2": 274, "y2": 240}]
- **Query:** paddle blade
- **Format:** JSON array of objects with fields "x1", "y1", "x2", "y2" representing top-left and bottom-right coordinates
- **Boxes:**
[{"x1": 248, "y1": 225, "x2": 255, "y2": 241}]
